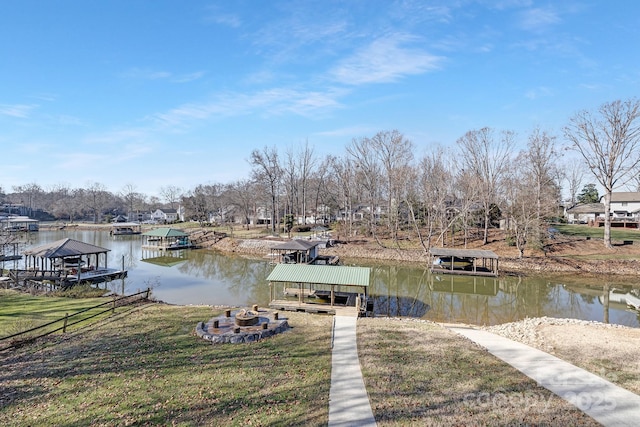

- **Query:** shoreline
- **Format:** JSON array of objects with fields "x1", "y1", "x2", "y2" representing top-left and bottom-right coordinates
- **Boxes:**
[
  {"x1": 39, "y1": 222, "x2": 640, "y2": 276},
  {"x1": 207, "y1": 235, "x2": 640, "y2": 277}
]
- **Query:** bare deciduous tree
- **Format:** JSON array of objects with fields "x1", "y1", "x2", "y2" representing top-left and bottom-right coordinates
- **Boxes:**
[
  {"x1": 120, "y1": 183, "x2": 146, "y2": 222},
  {"x1": 505, "y1": 129, "x2": 561, "y2": 259},
  {"x1": 371, "y1": 130, "x2": 414, "y2": 241},
  {"x1": 330, "y1": 155, "x2": 357, "y2": 241},
  {"x1": 564, "y1": 98, "x2": 640, "y2": 248},
  {"x1": 503, "y1": 161, "x2": 540, "y2": 258},
  {"x1": 565, "y1": 161, "x2": 585, "y2": 207},
  {"x1": 347, "y1": 136, "x2": 383, "y2": 245},
  {"x1": 159, "y1": 185, "x2": 183, "y2": 210},
  {"x1": 457, "y1": 127, "x2": 515, "y2": 245},
  {"x1": 522, "y1": 128, "x2": 561, "y2": 242},
  {"x1": 416, "y1": 147, "x2": 455, "y2": 251},
  {"x1": 85, "y1": 182, "x2": 111, "y2": 223},
  {"x1": 249, "y1": 146, "x2": 282, "y2": 234},
  {"x1": 226, "y1": 179, "x2": 256, "y2": 229}
]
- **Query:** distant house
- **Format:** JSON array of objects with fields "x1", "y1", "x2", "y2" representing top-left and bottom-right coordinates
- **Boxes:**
[
  {"x1": 607, "y1": 192, "x2": 640, "y2": 222},
  {"x1": 565, "y1": 203, "x2": 604, "y2": 224},
  {"x1": 112, "y1": 214, "x2": 128, "y2": 223},
  {"x1": 566, "y1": 192, "x2": 640, "y2": 227},
  {"x1": 152, "y1": 208, "x2": 178, "y2": 224}
]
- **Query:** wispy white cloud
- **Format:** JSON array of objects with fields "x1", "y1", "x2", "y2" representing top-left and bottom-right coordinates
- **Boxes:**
[
  {"x1": 253, "y1": 16, "x2": 348, "y2": 64},
  {"x1": 518, "y1": 7, "x2": 561, "y2": 32},
  {"x1": 55, "y1": 152, "x2": 106, "y2": 170},
  {"x1": 151, "y1": 86, "x2": 346, "y2": 127},
  {"x1": 52, "y1": 114, "x2": 86, "y2": 127},
  {"x1": 30, "y1": 93, "x2": 57, "y2": 102},
  {"x1": 121, "y1": 68, "x2": 172, "y2": 80},
  {"x1": 120, "y1": 68, "x2": 205, "y2": 83},
  {"x1": 525, "y1": 86, "x2": 553, "y2": 100},
  {"x1": 19, "y1": 142, "x2": 52, "y2": 154},
  {"x1": 578, "y1": 82, "x2": 606, "y2": 91},
  {"x1": 83, "y1": 128, "x2": 149, "y2": 146},
  {"x1": 55, "y1": 138, "x2": 153, "y2": 170},
  {"x1": 203, "y1": 4, "x2": 242, "y2": 28},
  {"x1": 329, "y1": 34, "x2": 443, "y2": 85},
  {"x1": 389, "y1": 2, "x2": 453, "y2": 25},
  {"x1": 210, "y1": 13, "x2": 242, "y2": 28},
  {"x1": 0, "y1": 103, "x2": 38, "y2": 118},
  {"x1": 173, "y1": 71, "x2": 206, "y2": 83},
  {"x1": 314, "y1": 125, "x2": 375, "y2": 138}
]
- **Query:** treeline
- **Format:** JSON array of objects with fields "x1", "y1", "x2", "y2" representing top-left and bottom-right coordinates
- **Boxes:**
[{"x1": 3, "y1": 98, "x2": 640, "y2": 255}]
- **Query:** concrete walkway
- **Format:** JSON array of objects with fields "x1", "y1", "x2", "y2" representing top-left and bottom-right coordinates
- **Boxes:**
[
  {"x1": 448, "y1": 325, "x2": 640, "y2": 427},
  {"x1": 328, "y1": 315, "x2": 377, "y2": 427}
]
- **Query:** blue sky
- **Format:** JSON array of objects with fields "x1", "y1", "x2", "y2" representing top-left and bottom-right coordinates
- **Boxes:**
[{"x1": 1, "y1": 1, "x2": 639, "y2": 197}]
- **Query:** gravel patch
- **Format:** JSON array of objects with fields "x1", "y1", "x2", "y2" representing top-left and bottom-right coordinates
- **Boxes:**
[{"x1": 482, "y1": 316, "x2": 627, "y2": 352}]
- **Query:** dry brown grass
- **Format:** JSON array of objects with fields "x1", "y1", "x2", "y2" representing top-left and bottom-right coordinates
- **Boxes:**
[
  {"x1": 357, "y1": 318, "x2": 601, "y2": 426},
  {"x1": 0, "y1": 305, "x2": 333, "y2": 427}
]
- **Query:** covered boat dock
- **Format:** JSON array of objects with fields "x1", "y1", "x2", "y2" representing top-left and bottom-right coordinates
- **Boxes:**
[
  {"x1": 269, "y1": 239, "x2": 340, "y2": 265},
  {"x1": 142, "y1": 227, "x2": 194, "y2": 250},
  {"x1": 267, "y1": 264, "x2": 372, "y2": 316},
  {"x1": 8, "y1": 238, "x2": 126, "y2": 288},
  {"x1": 1, "y1": 216, "x2": 39, "y2": 232},
  {"x1": 110, "y1": 222, "x2": 142, "y2": 235},
  {"x1": 429, "y1": 248, "x2": 499, "y2": 277}
]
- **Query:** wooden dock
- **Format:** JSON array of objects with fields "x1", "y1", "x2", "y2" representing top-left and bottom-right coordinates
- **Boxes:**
[
  {"x1": 430, "y1": 267, "x2": 498, "y2": 277},
  {"x1": 7, "y1": 268, "x2": 127, "y2": 288},
  {"x1": 268, "y1": 300, "x2": 358, "y2": 317}
]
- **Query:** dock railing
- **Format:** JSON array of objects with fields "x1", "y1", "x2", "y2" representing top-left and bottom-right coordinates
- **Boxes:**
[{"x1": 0, "y1": 288, "x2": 151, "y2": 351}]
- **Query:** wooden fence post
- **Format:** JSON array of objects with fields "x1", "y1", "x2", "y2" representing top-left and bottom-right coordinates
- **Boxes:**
[
  {"x1": 145, "y1": 288, "x2": 150, "y2": 299},
  {"x1": 63, "y1": 313, "x2": 69, "y2": 333}
]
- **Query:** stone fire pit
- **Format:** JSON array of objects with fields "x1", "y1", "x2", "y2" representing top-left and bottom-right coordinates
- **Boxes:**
[
  {"x1": 195, "y1": 306, "x2": 289, "y2": 344},
  {"x1": 235, "y1": 309, "x2": 259, "y2": 327}
]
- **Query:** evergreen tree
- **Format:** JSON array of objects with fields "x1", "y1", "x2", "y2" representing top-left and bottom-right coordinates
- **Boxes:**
[{"x1": 577, "y1": 183, "x2": 599, "y2": 204}]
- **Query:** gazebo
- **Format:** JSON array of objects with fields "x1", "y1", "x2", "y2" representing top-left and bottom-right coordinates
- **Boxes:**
[
  {"x1": 23, "y1": 238, "x2": 111, "y2": 273},
  {"x1": 267, "y1": 263, "x2": 372, "y2": 316},
  {"x1": 141, "y1": 227, "x2": 193, "y2": 250},
  {"x1": 270, "y1": 239, "x2": 321, "y2": 264},
  {"x1": 429, "y1": 248, "x2": 499, "y2": 277},
  {"x1": 15, "y1": 238, "x2": 126, "y2": 286}
]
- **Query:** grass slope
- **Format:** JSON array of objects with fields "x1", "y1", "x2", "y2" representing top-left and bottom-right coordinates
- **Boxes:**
[
  {"x1": 0, "y1": 305, "x2": 332, "y2": 427},
  {"x1": 0, "y1": 289, "x2": 123, "y2": 339}
]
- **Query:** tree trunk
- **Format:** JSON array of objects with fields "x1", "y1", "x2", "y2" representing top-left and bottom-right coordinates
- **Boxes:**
[{"x1": 603, "y1": 191, "x2": 613, "y2": 249}]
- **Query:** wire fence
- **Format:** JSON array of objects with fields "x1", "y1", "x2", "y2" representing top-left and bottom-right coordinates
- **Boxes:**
[{"x1": 0, "y1": 288, "x2": 151, "y2": 351}]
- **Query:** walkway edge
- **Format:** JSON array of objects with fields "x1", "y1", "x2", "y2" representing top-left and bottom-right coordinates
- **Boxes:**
[
  {"x1": 328, "y1": 315, "x2": 377, "y2": 427},
  {"x1": 448, "y1": 325, "x2": 640, "y2": 427}
]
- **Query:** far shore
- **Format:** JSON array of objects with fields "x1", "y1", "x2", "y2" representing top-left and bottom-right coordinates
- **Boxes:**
[{"x1": 37, "y1": 221, "x2": 640, "y2": 276}]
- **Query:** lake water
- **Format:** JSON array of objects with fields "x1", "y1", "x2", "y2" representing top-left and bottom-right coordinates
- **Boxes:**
[{"x1": 7, "y1": 230, "x2": 640, "y2": 328}]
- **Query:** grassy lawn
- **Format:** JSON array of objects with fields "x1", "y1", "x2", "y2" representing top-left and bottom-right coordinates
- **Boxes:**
[
  {"x1": 1, "y1": 299, "x2": 610, "y2": 426},
  {"x1": 0, "y1": 304, "x2": 332, "y2": 427},
  {"x1": 553, "y1": 223, "x2": 640, "y2": 241},
  {"x1": 357, "y1": 318, "x2": 600, "y2": 426},
  {"x1": 0, "y1": 289, "x2": 133, "y2": 339}
]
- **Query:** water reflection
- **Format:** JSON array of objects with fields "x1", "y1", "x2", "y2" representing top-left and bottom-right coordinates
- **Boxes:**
[{"x1": 8, "y1": 231, "x2": 640, "y2": 327}]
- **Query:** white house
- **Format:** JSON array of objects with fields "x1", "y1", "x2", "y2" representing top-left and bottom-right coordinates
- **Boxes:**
[
  {"x1": 152, "y1": 208, "x2": 179, "y2": 223},
  {"x1": 608, "y1": 192, "x2": 640, "y2": 221},
  {"x1": 566, "y1": 192, "x2": 640, "y2": 226}
]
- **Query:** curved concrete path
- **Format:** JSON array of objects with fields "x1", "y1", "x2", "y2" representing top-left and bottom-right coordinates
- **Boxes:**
[
  {"x1": 448, "y1": 325, "x2": 640, "y2": 427},
  {"x1": 328, "y1": 315, "x2": 377, "y2": 427}
]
